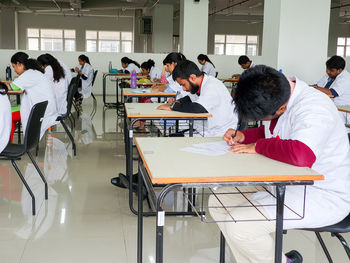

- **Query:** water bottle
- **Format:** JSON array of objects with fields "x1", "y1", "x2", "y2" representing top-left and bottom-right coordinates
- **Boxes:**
[
  {"x1": 279, "y1": 69, "x2": 283, "y2": 73},
  {"x1": 131, "y1": 71, "x2": 137, "y2": 89},
  {"x1": 108, "y1": 61, "x2": 112, "y2": 72},
  {"x1": 6, "y1": 64, "x2": 12, "y2": 81}
]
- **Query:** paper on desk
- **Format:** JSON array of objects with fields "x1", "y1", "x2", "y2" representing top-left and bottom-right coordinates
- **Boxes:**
[{"x1": 181, "y1": 141, "x2": 230, "y2": 156}]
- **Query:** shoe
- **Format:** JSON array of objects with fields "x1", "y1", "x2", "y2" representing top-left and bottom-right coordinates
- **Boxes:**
[
  {"x1": 119, "y1": 173, "x2": 148, "y2": 200},
  {"x1": 285, "y1": 250, "x2": 303, "y2": 263},
  {"x1": 111, "y1": 175, "x2": 126, "y2": 189}
]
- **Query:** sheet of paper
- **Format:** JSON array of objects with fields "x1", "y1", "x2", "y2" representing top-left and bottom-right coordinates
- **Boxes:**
[{"x1": 180, "y1": 141, "x2": 230, "y2": 157}]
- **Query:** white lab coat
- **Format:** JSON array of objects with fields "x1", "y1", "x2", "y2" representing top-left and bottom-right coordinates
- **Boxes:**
[
  {"x1": 149, "y1": 66, "x2": 162, "y2": 81},
  {"x1": 58, "y1": 59, "x2": 72, "y2": 88},
  {"x1": 13, "y1": 69, "x2": 59, "y2": 139},
  {"x1": 75, "y1": 63, "x2": 94, "y2": 99},
  {"x1": 166, "y1": 75, "x2": 198, "y2": 101},
  {"x1": 44, "y1": 65, "x2": 67, "y2": 115},
  {"x1": 0, "y1": 94, "x2": 11, "y2": 152},
  {"x1": 201, "y1": 62, "x2": 217, "y2": 77},
  {"x1": 123, "y1": 63, "x2": 141, "y2": 74},
  {"x1": 251, "y1": 77, "x2": 350, "y2": 229},
  {"x1": 317, "y1": 70, "x2": 350, "y2": 130},
  {"x1": 194, "y1": 75, "x2": 238, "y2": 137}
]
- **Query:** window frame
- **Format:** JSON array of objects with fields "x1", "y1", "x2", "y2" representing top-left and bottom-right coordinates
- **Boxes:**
[
  {"x1": 336, "y1": 37, "x2": 350, "y2": 57},
  {"x1": 85, "y1": 30, "x2": 133, "y2": 53},
  {"x1": 27, "y1": 28, "x2": 76, "y2": 52},
  {"x1": 214, "y1": 34, "x2": 259, "y2": 56}
]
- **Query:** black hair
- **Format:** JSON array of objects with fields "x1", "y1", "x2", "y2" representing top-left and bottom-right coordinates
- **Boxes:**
[
  {"x1": 11, "y1": 52, "x2": 44, "y2": 73},
  {"x1": 37, "y1": 53, "x2": 65, "y2": 82},
  {"x1": 163, "y1": 52, "x2": 186, "y2": 65},
  {"x1": 234, "y1": 65, "x2": 291, "y2": 122},
  {"x1": 121, "y1": 57, "x2": 140, "y2": 68},
  {"x1": 238, "y1": 55, "x2": 251, "y2": 65},
  {"x1": 0, "y1": 82, "x2": 8, "y2": 95},
  {"x1": 141, "y1": 59, "x2": 155, "y2": 70},
  {"x1": 172, "y1": 60, "x2": 204, "y2": 81},
  {"x1": 326, "y1": 55, "x2": 345, "y2": 70},
  {"x1": 197, "y1": 54, "x2": 215, "y2": 68},
  {"x1": 78, "y1": 54, "x2": 91, "y2": 65}
]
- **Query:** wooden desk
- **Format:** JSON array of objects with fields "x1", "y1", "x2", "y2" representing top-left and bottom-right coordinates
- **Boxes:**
[
  {"x1": 124, "y1": 80, "x2": 163, "y2": 87},
  {"x1": 134, "y1": 137, "x2": 323, "y2": 263},
  {"x1": 122, "y1": 88, "x2": 176, "y2": 103},
  {"x1": 219, "y1": 77, "x2": 239, "y2": 83},
  {"x1": 101, "y1": 72, "x2": 147, "y2": 108},
  {"x1": 123, "y1": 103, "x2": 212, "y2": 217},
  {"x1": 337, "y1": 105, "x2": 350, "y2": 113}
]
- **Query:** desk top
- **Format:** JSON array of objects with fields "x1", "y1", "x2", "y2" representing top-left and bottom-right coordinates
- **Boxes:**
[
  {"x1": 219, "y1": 78, "x2": 239, "y2": 82},
  {"x1": 123, "y1": 88, "x2": 176, "y2": 97},
  {"x1": 125, "y1": 103, "x2": 212, "y2": 118},
  {"x1": 124, "y1": 80, "x2": 163, "y2": 86},
  {"x1": 8, "y1": 90, "x2": 23, "y2": 94},
  {"x1": 135, "y1": 137, "x2": 323, "y2": 184},
  {"x1": 115, "y1": 75, "x2": 147, "y2": 80},
  {"x1": 338, "y1": 106, "x2": 350, "y2": 113}
]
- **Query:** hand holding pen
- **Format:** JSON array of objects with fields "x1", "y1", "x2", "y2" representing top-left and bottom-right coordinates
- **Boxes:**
[{"x1": 223, "y1": 128, "x2": 245, "y2": 146}]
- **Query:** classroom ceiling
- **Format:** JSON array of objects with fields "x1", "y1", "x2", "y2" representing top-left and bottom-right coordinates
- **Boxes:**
[{"x1": 0, "y1": 0, "x2": 349, "y2": 20}]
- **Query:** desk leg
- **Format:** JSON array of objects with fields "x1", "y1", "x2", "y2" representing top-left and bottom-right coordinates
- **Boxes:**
[
  {"x1": 275, "y1": 185, "x2": 286, "y2": 263},
  {"x1": 103, "y1": 74, "x2": 107, "y2": 106},
  {"x1": 189, "y1": 120, "x2": 194, "y2": 137},
  {"x1": 137, "y1": 163, "x2": 143, "y2": 263},
  {"x1": 116, "y1": 78, "x2": 119, "y2": 107},
  {"x1": 220, "y1": 232, "x2": 225, "y2": 263},
  {"x1": 128, "y1": 120, "x2": 137, "y2": 214}
]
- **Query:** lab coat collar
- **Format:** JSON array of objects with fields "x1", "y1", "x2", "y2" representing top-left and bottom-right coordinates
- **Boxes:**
[{"x1": 197, "y1": 74, "x2": 207, "y2": 95}]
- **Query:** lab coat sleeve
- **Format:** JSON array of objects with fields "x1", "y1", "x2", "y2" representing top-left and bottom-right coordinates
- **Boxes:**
[
  {"x1": 0, "y1": 96, "x2": 11, "y2": 152},
  {"x1": 331, "y1": 77, "x2": 350, "y2": 97},
  {"x1": 13, "y1": 71, "x2": 36, "y2": 91}
]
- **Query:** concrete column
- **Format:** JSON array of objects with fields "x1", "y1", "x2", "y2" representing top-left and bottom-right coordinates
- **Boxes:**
[
  {"x1": 152, "y1": 4, "x2": 173, "y2": 53},
  {"x1": 180, "y1": 0, "x2": 208, "y2": 56},
  {"x1": 262, "y1": 0, "x2": 331, "y2": 83},
  {"x1": 0, "y1": 8, "x2": 16, "y2": 49}
]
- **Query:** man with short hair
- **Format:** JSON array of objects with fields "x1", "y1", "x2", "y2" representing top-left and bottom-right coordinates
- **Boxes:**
[
  {"x1": 316, "y1": 55, "x2": 350, "y2": 104},
  {"x1": 157, "y1": 60, "x2": 238, "y2": 137},
  {"x1": 238, "y1": 55, "x2": 255, "y2": 70},
  {"x1": 210, "y1": 65, "x2": 350, "y2": 263}
]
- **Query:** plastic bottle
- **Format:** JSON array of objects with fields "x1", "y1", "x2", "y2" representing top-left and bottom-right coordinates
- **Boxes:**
[
  {"x1": 131, "y1": 71, "x2": 137, "y2": 89},
  {"x1": 108, "y1": 61, "x2": 112, "y2": 72},
  {"x1": 279, "y1": 69, "x2": 283, "y2": 73},
  {"x1": 6, "y1": 64, "x2": 12, "y2": 81}
]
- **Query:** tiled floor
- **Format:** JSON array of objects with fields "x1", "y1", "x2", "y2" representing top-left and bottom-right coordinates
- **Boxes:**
[{"x1": 1, "y1": 96, "x2": 349, "y2": 263}]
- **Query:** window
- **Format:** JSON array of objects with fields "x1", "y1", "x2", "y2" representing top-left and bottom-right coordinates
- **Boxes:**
[
  {"x1": 214, "y1": 34, "x2": 258, "y2": 56},
  {"x1": 337, "y1": 37, "x2": 350, "y2": 57},
  {"x1": 27, "y1": 28, "x2": 76, "y2": 52},
  {"x1": 86, "y1": 30, "x2": 133, "y2": 53}
]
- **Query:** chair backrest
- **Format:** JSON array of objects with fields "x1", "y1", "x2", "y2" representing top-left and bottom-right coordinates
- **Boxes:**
[
  {"x1": 92, "y1": 70, "x2": 98, "y2": 87},
  {"x1": 64, "y1": 76, "x2": 79, "y2": 117},
  {"x1": 215, "y1": 72, "x2": 218, "y2": 78},
  {"x1": 24, "y1": 101, "x2": 48, "y2": 151}
]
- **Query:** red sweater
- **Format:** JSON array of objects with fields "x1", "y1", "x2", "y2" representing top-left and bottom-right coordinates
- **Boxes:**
[{"x1": 241, "y1": 119, "x2": 316, "y2": 168}]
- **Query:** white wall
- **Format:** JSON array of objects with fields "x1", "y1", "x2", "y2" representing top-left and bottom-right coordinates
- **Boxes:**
[
  {"x1": 152, "y1": 4, "x2": 173, "y2": 53},
  {"x1": 17, "y1": 13, "x2": 134, "y2": 52}
]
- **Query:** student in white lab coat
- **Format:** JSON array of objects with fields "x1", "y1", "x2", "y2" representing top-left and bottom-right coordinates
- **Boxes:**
[
  {"x1": 197, "y1": 54, "x2": 217, "y2": 77},
  {"x1": 140, "y1": 59, "x2": 161, "y2": 82},
  {"x1": 57, "y1": 58, "x2": 72, "y2": 89},
  {"x1": 157, "y1": 60, "x2": 238, "y2": 137},
  {"x1": 71, "y1": 54, "x2": 94, "y2": 104},
  {"x1": 153, "y1": 52, "x2": 197, "y2": 101},
  {"x1": 0, "y1": 84, "x2": 11, "y2": 152},
  {"x1": 38, "y1": 54, "x2": 67, "y2": 115},
  {"x1": 10, "y1": 52, "x2": 58, "y2": 141},
  {"x1": 211, "y1": 65, "x2": 350, "y2": 263},
  {"x1": 119, "y1": 57, "x2": 141, "y2": 74},
  {"x1": 232, "y1": 55, "x2": 256, "y2": 79}
]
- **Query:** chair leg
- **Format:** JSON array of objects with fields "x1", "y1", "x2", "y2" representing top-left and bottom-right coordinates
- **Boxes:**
[
  {"x1": 11, "y1": 160, "x2": 36, "y2": 216},
  {"x1": 35, "y1": 144, "x2": 39, "y2": 156},
  {"x1": 61, "y1": 120, "x2": 76, "y2": 156},
  {"x1": 68, "y1": 115, "x2": 74, "y2": 130},
  {"x1": 315, "y1": 232, "x2": 333, "y2": 263},
  {"x1": 332, "y1": 232, "x2": 350, "y2": 260},
  {"x1": 27, "y1": 151, "x2": 48, "y2": 200}
]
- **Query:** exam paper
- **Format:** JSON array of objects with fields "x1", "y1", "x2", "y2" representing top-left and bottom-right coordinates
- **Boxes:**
[{"x1": 181, "y1": 141, "x2": 230, "y2": 156}]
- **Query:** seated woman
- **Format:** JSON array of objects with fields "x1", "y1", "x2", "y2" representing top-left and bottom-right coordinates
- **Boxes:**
[
  {"x1": 38, "y1": 54, "x2": 67, "y2": 115},
  {"x1": 9, "y1": 52, "x2": 58, "y2": 142},
  {"x1": 71, "y1": 54, "x2": 94, "y2": 106},
  {"x1": 140, "y1": 59, "x2": 161, "y2": 81},
  {"x1": 119, "y1": 57, "x2": 141, "y2": 74}
]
